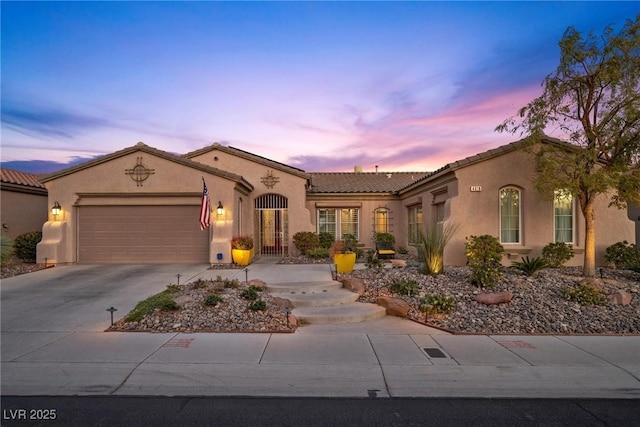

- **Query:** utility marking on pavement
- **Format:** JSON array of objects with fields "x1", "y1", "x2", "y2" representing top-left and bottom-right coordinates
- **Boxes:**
[
  {"x1": 423, "y1": 348, "x2": 447, "y2": 358},
  {"x1": 496, "y1": 340, "x2": 536, "y2": 349},
  {"x1": 162, "y1": 338, "x2": 195, "y2": 348}
]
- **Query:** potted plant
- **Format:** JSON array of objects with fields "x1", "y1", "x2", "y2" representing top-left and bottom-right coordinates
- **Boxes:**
[
  {"x1": 329, "y1": 233, "x2": 358, "y2": 273},
  {"x1": 231, "y1": 235, "x2": 254, "y2": 266}
]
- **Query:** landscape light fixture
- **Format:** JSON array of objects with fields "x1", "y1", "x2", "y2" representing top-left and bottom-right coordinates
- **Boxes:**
[
  {"x1": 217, "y1": 201, "x2": 224, "y2": 215},
  {"x1": 51, "y1": 201, "x2": 61, "y2": 217}
]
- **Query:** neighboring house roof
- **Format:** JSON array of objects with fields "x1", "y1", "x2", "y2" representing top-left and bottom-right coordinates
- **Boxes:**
[
  {"x1": 39, "y1": 142, "x2": 254, "y2": 192},
  {"x1": 183, "y1": 142, "x2": 311, "y2": 180},
  {"x1": 307, "y1": 172, "x2": 429, "y2": 194},
  {"x1": 0, "y1": 167, "x2": 47, "y2": 195}
]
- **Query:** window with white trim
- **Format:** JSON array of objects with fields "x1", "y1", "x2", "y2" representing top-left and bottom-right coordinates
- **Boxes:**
[
  {"x1": 317, "y1": 208, "x2": 359, "y2": 240},
  {"x1": 554, "y1": 190, "x2": 574, "y2": 243},
  {"x1": 408, "y1": 205, "x2": 423, "y2": 245},
  {"x1": 500, "y1": 187, "x2": 520, "y2": 244}
]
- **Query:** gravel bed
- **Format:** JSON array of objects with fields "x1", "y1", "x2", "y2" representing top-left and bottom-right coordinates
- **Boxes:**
[
  {"x1": 353, "y1": 266, "x2": 640, "y2": 334},
  {"x1": 1, "y1": 259, "x2": 46, "y2": 279},
  {"x1": 108, "y1": 278, "x2": 293, "y2": 333}
]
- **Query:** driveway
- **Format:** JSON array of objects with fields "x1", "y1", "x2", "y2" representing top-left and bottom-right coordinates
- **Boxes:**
[{"x1": 1, "y1": 264, "x2": 211, "y2": 333}]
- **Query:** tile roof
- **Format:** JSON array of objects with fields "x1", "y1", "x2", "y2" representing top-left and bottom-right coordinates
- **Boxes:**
[
  {"x1": 308, "y1": 172, "x2": 429, "y2": 194},
  {"x1": 0, "y1": 167, "x2": 46, "y2": 189}
]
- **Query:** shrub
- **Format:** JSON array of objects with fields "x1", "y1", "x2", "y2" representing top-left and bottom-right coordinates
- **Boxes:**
[
  {"x1": 417, "y1": 223, "x2": 458, "y2": 275},
  {"x1": 318, "y1": 232, "x2": 334, "y2": 249},
  {"x1": 512, "y1": 256, "x2": 547, "y2": 276},
  {"x1": 365, "y1": 249, "x2": 384, "y2": 269},
  {"x1": 224, "y1": 278, "x2": 240, "y2": 289},
  {"x1": 124, "y1": 285, "x2": 180, "y2": 322},
  {"x1": 205, "y1": 294, "x2": 223, "y2": 306},
  {"x1": 388, "y1": 278, "x2": 419, "y2": 296},
  {"x1": 249, "y1": 299, "x2": 266, "y2": 311},
  {"x1": 240, "y1": 285, "x2": 262, "y2": 300},
  {"x1": 563, "y1": 283, "x2": 606, "y2": 305},
  {"x1": 293, "y1": 231, "x2": 320, "y2": 255},
  {"x1": 605, "y1": 241, "x2": 640, "y2": 270},
  {"x1": 231, "y1": 235, "x2": 254, "y2": 250},
  {"x1": 397, "y1": 246, "x2": 409, "y2": 255},
  {"x1": 542, "y1": 242, "x2": 574, "y2": 268},
  {"x1": 306, "y1": 247, "x2": 330, "y2": 260},
  {"x1": 373, "y1": 232, "x2": 395, "y2": 245},
  {"x1": 14, "y1": 231, "x2": 42, "y2": 262},
  {"x1": 192, "y1": 278, "x2": 209, "y2": 289},
  {"x1": 420, "y1": 294, "x2": 456, "y2": 316},
  {"x1": 465, "y1": 235, "x2": 504, "y2": 288},
  {"x1": 1, "y1": 234, "x2": 14, "y2": 265}
]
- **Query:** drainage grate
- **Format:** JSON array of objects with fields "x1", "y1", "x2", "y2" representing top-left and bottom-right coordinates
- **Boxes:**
[{"x1": 423, "y1": 348, "x2": 447, "y2": 358}]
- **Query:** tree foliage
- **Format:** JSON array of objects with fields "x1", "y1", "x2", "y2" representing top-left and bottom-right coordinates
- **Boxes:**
[{"x1": 497, "y1": 15, "x2": 640, "y2": 277}]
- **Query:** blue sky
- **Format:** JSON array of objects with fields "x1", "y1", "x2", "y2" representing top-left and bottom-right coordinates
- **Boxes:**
[{"x1": 1, "y1": 1, "x2": 638, "y2": 174}]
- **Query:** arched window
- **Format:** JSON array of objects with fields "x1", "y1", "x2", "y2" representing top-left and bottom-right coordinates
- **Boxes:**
[
  {"x1": 500, "y1": 187, "x2": 520, "y2": 244},
  {"x1": 374, "y1": 207, "x2": 389, "y2": 234}
]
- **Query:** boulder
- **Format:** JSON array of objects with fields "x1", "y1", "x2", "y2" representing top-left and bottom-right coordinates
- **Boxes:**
[
  {"x1": 174, "y1": 295, "x2": 194, "y2": 307},
  {"x1": 609, "y1": 291, "x2": 633, "y2": 306},
  {"x1": 340, "y1": 277, "x2": 365, "y2": 296},
  {"x1": 249, "y1": 279, "x2": 268, "y2": 289},
  {"x1": 391, "y1": 259, "x2": 407, "y2": 268},
  {"x1": 377, "y1": 296, "x2": 410, "y2": 317},
  {"x1": 475, "y1": 291, "x2": 514, "y2": 305},
  {"x1": 287, "y1": 313, "x2": 298, "y2": 327},
  {"x1": 272, "y1": 296, "x2": 294, "y2": 309}
]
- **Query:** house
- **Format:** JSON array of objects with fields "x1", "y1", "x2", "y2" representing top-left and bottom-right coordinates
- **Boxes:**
[
  {"x1": 0, "y1": 168, "x2": 48, "y2": 240},
  {"x1": 36, "y1": 137, "x2": 635, "y2": 266}
]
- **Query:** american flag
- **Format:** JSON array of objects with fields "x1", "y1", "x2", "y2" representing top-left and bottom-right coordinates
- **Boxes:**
[{"x1": 199, "y1": 178, "x2": 211, "y2": 230}]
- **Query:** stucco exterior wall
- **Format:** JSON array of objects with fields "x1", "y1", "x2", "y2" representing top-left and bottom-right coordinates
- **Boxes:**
[
  {"x1": 189, "y1": 149, "x2": 314, "y2": 254},
  {"x1": 0, "y1": 189, "x2": 48, "y2": 240}
]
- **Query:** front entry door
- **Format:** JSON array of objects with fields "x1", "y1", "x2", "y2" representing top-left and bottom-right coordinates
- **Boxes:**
[{"x1": 255, "y1": 194, "x2": 288, "y2": 257}]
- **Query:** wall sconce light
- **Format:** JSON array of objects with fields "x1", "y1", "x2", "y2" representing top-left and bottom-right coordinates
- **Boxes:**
[
  {"x1": 217, "y1": 201, "x2": 224, "y2": 215},
  {"x1": 51, "y1": 201, "x2": 62, "y2": 216}
]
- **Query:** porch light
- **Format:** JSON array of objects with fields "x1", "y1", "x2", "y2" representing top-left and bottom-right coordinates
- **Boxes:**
[
  {"x1": 51, "y1": 201, "x2": 62, "y2": 216},
  {"x1": 217, "y1": 201, "x2": 224, "y2": 215}
]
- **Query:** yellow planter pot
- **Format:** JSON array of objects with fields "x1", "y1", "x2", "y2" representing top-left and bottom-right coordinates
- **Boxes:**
[
  {"x1": 333, "y1": 252, "x2": 356, "y2": 273},
  {"x1": 232, "y1": 249, "x2": 253, "y2": 266}
]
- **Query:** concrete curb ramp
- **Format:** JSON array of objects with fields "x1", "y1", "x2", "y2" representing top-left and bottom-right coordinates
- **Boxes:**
[{"x1": 269, "y1": 280, "x2": 386, "y2": 324}]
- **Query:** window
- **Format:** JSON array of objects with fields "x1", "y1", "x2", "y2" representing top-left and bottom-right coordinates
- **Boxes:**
[
  {"x1": 500, "y1": 187, "x2": 520, "y2": 244},
  {"x1": 408, "y1": 205, "x2": 423, "y2": 244},
  {"x1": 374, "y1": 208, "x2": 389, "y2": 234},
  {"x1": 554, "y1": 190, "x2": 574, "y2": 243},
  {"x1": 318, "y1": 208, "x2": 359, "y2": 240}
]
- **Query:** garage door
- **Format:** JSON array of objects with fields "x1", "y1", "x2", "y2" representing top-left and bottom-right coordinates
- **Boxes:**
[{"x1": 78, "y1": 206, "x2": 209, "y2": 263}]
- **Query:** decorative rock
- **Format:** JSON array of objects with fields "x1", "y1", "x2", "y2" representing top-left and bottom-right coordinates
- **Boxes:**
[
  {"x1": 174, "y1": 295, "x2": 194, "y2": 307},
  {"x1": 391, "y1": 259, "x2": 407, "y2": 268},
  {"x1": 249, "y1": 279, "x2": 268, "y2": 288},
  {"x1": 376, "y1": 296, "x2": 410, "y2": 317},
  {"x1": 609, "y1": 291, "x2": 632, "y2": 306},
  {"x1": 272, "y1": 296, "x2": 294, "y2": 309},
  {"x1": 340, "y1": 277, "x2": 365, "y2": 296},
  {"x1": 475, "y1": 291, "x2": 514, "y2": 305},
  {"x1": 287, "y1": 313, "x2": 298, "y2": 327}
]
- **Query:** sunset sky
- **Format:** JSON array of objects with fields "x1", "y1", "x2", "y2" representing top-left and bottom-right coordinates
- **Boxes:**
[{"x1": 1, "y1": 1, "x2": 637, "y2": 174}]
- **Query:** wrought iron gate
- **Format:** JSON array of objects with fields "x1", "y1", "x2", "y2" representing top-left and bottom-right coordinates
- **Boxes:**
[{"x1": 254, "y1": 194, "x2": 288, "y2": 257}]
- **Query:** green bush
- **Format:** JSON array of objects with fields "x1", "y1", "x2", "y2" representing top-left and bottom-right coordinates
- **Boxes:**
[
  {"x1": 240, "y1": 285, "x2": 263, "y2": 300},
  {"x1": 365, "y1": 249, "x2": 384, "y2": 269},
  {"x1": 605, "y1": 241, "x2": 640, "y2": 270},
  {"x1": 542, "y1": 242, "x2": 574, "y2": 268},
  {"x1": 1, "y1": 234, "x2": 14, "y2": 265},
  {"x1": 420, "y1": 294, "x2": 456, "y2": 316},
  {"x1": 293, "y1": 231, "x2": 320, "y2": 255},
  {"x1": 397, "y1": 246, "x2": 409, "y2": 255},
  {"x1": 306, "y1": 247, "x2": 330, "y2": 260},
  {"x1": 224, "y1": 278, "x2": 240, "y2": 289},
  {"x1": 318, "y1": 232, "x2": 335, "y2": 249},
  {"x1": 417, "y1": 223, "x2": 457, "y2": 275},
  {"x1": 465, "y1": 235, "x2": 504, "y2": 288},
  {"x1": 563, "y1": 283, "x2": 606, "y2": 305},
  {"x1": 205, "y1": 294, "x2": 223, "y2": 306},
  {"x1": 388, "y1": 278, "x2": 419, "y2": 296},
  {"x1": 373, "y1": 232, "x2": 395, "y2": 245},
  {"x1": 14, "y1": 231, "x2": 42, "y2": 262},
  {"x1": 512, "y1": 256, "x2": 547, "y2": 276},
  {"x1": 249, "y1": 299, "x2": 266, "y2": 311},
  {"x1": 124, "y1": 285, "x2": 180, "y2": 322}
]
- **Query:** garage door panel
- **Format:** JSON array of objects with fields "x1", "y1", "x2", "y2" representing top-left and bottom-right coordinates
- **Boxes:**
[{"x1": 79, "y1": 206, "x2": 209, "y2": 263}]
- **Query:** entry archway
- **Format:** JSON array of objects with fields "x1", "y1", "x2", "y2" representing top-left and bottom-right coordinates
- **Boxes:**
[{"x1": 254, "y1": 194, "x2": 288, "y2": 257}]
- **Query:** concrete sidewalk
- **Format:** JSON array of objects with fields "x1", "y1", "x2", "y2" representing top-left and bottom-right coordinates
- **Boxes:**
[{"x1": 1, "y1": 261, "x2": 639, "y2": 398}]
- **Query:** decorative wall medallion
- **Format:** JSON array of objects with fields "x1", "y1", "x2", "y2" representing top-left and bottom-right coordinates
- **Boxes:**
[
  {"x1": 260, "y1": 170, "x2": 280, "y2": 189},
  {"x1": 125, "y1": 157, "x2": 155, "y2": 186}
]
